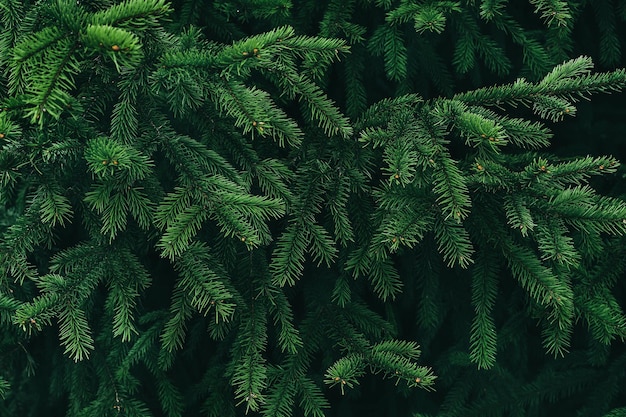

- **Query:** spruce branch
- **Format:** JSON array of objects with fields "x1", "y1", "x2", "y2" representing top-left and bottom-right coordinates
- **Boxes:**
[
  {"x1": 529, "y1": 0, "x2": 572, "y2": 27},
  {"x1": 89, "y1": 0, "x2": 171, "y2": 29},
  {"x1": 454, "y1": 57, "x2": 626, "y2": 119},
  {"x1": 469, "y1": 249, "x2": 499, "y2": 369},
  {"x1": 230, "y1": 304, "x2": 269, "y2": 414}
]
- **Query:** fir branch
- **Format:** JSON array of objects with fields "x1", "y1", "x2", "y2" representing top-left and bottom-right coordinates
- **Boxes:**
[
  {"x1": 273, "y1": 70, "x2": 353, "y2": 138},
  {"x1": 469, "y1": 249, "x2": 499, "y2": 369},
  {"x1": 35, "y1": 183, "x2": 73, "y2": 227},
  {"x1": 530, "y1": 0, "x2": 572, "y2": 27},
  {"x1": 57, "y1": 304, "x2": 94, "y2": 362},
  {"x1": 209, "y1": 77, "x2": 304, "y2": 147},
  {"x1": 592, "y1": 0, "x2": 622, "y2": 67},
  {"x1": 431, "y1": 152, "x2": 472, "y2": 223},
  {"x1": 230, "y1": 304, "x2": 269, "y2": 413},
  {"x1": 270, "y1": 221, "x2": 309, "y2": 287},
  {"x1": 368, "y1": 25, "x2": 408, "y2": 81},
  {"x1": 89, "y1": 0, "x2": 171, "y2": 29},
  {"x1": 454, "y1": 57, "x2": 626, "y2": 116},
  {"x1": 160, "y1": 283, "x2": 194, "y2": 356},
  {"x1": 503, "y1": 193, "x2": 535, "y2": 236},
  {"x1": 20, "y1": 36, "x2": 82, "y2": 123},
  {"x1": 501, "y1": 240, "x2": 574, "y2": 355},
  {"x1": 295, "y1": 377, "x2": 329, "y2": 417},
  {"x1": 343, "y1": 47, "x2": 368, "y2": 119},
  {"x1": 83, "y1": 24, "x2": 144, "y2": 72},
  {"x1": 433, "y1": 216, "x2": 474, "y2": 268},
  {"x1": 490, "y1": 12, "x2": 553, "y2": 77}
]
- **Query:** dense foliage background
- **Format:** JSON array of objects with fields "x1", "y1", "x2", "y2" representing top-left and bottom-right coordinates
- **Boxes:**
[{"x1": 2, "y1": 1, "x2": 626, "y2": 416}]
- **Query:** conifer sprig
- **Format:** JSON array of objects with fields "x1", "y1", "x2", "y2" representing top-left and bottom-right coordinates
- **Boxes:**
[{"x1": 454, "y1": 57, "x2": 626, "y2": 120}]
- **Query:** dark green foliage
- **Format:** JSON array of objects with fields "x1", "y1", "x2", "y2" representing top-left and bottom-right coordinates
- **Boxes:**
[{"x1": 2, "y1": 1, "x2": 626, "y2": 416}]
